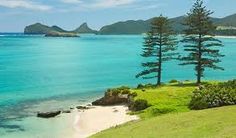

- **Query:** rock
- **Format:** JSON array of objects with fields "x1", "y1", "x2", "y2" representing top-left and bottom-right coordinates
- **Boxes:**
[
  {"x1": 37, "y1": 111, "x2": 61, "y2": 118},
  {"x1": 74, "y1": 23, "x2": 97, "y2": 34},
  {"x1": 45, "y1": 31, "x2": 79, "y2": 37},
  {"x1": 62, "y1": 110, "x2": 71, "y2": 113},
  {"x1": 113, "y1": 110, "x2": 119, "y2": 112},
  {"x1": 76, "y1": 106, "x2": 89, "y2": 110},
  {"x1": 92, "y1": 94, "x2": 129, "y2": 106}
]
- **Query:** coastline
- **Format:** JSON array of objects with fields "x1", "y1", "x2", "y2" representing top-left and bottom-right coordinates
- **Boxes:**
[
  {"x1": 71, "y1": 105, "x2": 139, "y2": 138},
  {"x1": 46, "y1": 105, "x2": 139, "y2": 138}
]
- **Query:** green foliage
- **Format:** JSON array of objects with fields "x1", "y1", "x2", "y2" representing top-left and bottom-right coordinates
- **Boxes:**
[
  {"x1": 106, "y1": 86, "x2": 131, "y2": 96},
  {"x1": 129, "y1": 99, "x2": 149, "y2": 111},
  {"x1": 169, "y1": 79, "x2": 179, "y2": 83},
  {"x1": 180, "y1": 0, "x2": 224, "y2": 84},
  {"x1": 136, "y1": 83, "x2": 158, "y2": 89},
  {"x1": 136, "y1": 15, "x2": 178, "y2": 86},
  {"x1": 189, "y1": 80, "x2": 236, "y2": 109}
]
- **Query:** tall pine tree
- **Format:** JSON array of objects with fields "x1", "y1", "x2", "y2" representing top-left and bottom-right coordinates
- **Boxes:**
[
  {"x1": 180, "y1": 0, "x2": 224, "y2": 85},
  {"x1": 136, "y1": 15, "x2": 178, "y2": 86}
]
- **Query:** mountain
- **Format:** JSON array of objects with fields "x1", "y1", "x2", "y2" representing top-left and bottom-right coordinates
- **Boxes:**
[
  {"x1": 99, "y1": 20, "x2": 151, "y2": 35},
  {"x1": 24, "y1": 23, "x2": 78, "y2": 37},
  {"x1": 24, "y1": 13, "x2": 236, "y2": 36},
  {"x1": 24, "y1": 23, "x2": 67, "y2": 34},
  {"x1": 215, "y1": 14, "x2": 236, "y2": 27},
  {"x1": 98, "y1": 16, "x2": 223, "y2": 35},
  {"x1": 169, "y1": 16, "x2": 186, "y2": 33},
  {"x1": 98, "y1": 16, "x2": 188, "y2": 35},
  {"x1": 74, "y1": 23, "x2": 97, "y2": 34}
]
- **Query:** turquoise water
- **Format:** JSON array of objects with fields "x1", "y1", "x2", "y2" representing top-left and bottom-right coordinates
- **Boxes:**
[{"x1": 0, "y1": 34, "x2": 236, "y2": 137}]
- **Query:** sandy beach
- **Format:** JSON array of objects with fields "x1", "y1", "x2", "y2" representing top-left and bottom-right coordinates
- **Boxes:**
[{"x1": 70, "y1": 105, "x2": 139, "y2": 138}]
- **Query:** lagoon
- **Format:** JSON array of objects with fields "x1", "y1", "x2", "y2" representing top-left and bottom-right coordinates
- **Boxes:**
[{"x1": 0, "y1": 34, "x2": 236, "y2": 137}]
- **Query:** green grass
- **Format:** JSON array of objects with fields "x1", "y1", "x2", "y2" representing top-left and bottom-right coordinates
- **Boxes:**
[
  {"x1": 91, "y1": 82, "x2": 236, "y2": 138},
  {"x1": 131, "y1": 83, "x2": 196, "y2": 118},
  {"x1": 91, "y1": 105, "x2": 236, "y2": 138}
]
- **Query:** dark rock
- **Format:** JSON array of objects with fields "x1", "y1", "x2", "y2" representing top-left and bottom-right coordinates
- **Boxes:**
[
  {"x1": 45, "y1": 31, "x2": 79, "y2": 37},
  {"x1": 37, "y1": 111, "x2": 61, "y2": 118},
  {"x1": 62, "y1": 110, "x2": 71, "y2": 113},
  {"x1": 92, "y1": 94, "x2": 129, "y2": 106},
  {"x1": 76, "y1": 106, "x2": 89, "y2": 110}
]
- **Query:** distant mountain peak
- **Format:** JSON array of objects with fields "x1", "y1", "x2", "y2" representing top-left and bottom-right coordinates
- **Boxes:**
[{"x1": 74, "y1": 22, "x2": 97, "y2": 34}]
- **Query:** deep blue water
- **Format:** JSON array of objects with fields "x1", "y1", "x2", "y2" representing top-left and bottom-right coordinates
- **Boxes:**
[{"x1": 0, "y1": 33, "x2": 235, "y2": 137}]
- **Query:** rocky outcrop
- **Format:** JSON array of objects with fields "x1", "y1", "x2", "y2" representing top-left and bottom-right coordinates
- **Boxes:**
[
  {"x1": 74, "y1": 23, "x2": 97, "y2": 34},
  {"x1": 37, "y1": 111, "x2": 61, "y2": 118},
  {"x1": 76, "y1": 106, "x2": 90, "y2": 110},
  {"x1": 45, "y1": 31, "x2": 79, "y2": 37},
  {"x1": 92, "y1": 87, "x2": 137, "y2": 106},
  {"x1": 92, "y1": 93, "x2": 129, "y2": 106}
]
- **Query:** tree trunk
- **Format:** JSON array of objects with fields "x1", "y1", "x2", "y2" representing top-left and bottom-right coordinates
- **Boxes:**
[
  {"x1": 197, "y1": 34, "x2": 202, "y2": 85},
  {"x1": 157, "y1": 35, "x2": 162, "y2": 86}
]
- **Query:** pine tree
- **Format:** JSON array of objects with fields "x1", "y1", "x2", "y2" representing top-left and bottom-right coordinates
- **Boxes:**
[
  {"x1": 136, "y1": 15, "x2": 178, "y2": 86},
  {"x1": 180, "y1": 0, "x2": 224, "y2": 85}
]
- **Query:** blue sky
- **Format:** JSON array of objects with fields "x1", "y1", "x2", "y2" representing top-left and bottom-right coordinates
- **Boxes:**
[{"x1": 0, "y1": 0, "x2": 236, "y2": 32}]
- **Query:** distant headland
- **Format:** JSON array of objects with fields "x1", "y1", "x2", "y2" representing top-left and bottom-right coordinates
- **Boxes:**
[{"x1": 24, "y1": 13, "x2": 236, "y2": 36}]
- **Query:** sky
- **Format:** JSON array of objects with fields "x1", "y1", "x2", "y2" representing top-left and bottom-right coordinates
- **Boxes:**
[{"x1": 0, "y1": 0, "x2": 236, "y2": 32}]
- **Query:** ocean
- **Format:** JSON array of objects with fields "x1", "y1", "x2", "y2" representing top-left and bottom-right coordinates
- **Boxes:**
[{"x1": 0, "y1": 33, "x2": 235, "y2": 137}]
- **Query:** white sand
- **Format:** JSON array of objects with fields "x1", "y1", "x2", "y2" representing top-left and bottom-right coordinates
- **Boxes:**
[{"x1": 70, "y1": 105, "x2": 139, "y2": 138}]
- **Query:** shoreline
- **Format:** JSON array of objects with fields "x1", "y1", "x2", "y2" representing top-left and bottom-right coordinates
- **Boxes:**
[
  {"x1": 66, "y1": 105, "x2": 139, "y2": 138},
  {"x1": 73, "y1": 105, "x2": 138, "y2": 138}
]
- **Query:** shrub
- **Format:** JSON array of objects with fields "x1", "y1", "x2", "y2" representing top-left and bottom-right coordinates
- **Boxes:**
[
  {"x1": 129, "y1": 99, "x2": 149, "y2": 111},
  {"x1": 136, "y1": 83, "x2": 158, "y2": 89},
  {"x1": 189, "y1": 80, "x2": 236, "y2": 110},
  {"x1": 169, "y1": 79, "x2": 178, "y2": 83},
  {"x1": 106, "y1": 86, "x2": 131, "y2": 96}
]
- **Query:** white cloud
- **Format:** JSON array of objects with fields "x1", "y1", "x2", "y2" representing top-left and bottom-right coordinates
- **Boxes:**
[
  {"x1": 90, "y1": 0, "x2": 135, "y2": 8},
  {"x1": 0, "y1": 0, "x2": 52, "y2": 11},
  {"x1": 61, "y1": 0, "x2": 82, "y2": 4},
  {"x1": 61, "y1": 0, "x2": 135, "y2": 9}
]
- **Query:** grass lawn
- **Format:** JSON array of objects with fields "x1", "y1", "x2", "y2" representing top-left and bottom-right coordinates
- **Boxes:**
[
  {"x1": 91, "y1": 105, "x2": 236, "y2": 138},
  {"x1": 131, "y1": 83, "x2": 196, "y2": 118}
]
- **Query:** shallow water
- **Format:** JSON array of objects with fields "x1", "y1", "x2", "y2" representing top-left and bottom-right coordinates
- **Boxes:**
[{"x1": 0, "y1": 34, "x2": 235, "y2": 137}]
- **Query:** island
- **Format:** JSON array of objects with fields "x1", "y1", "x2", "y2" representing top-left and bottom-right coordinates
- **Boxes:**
[
  {"x1": 45, "y1": 31, "x2": 79, "y2": 37},
  {"x1": 24, "y1": 22, "x2": 97, "y2": 37}
]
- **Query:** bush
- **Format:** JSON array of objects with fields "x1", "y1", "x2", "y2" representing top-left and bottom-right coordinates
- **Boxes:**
[
  {"x1": 137, "y1": 83, "x2": 158, "y2": 89},
  {"x1": 129, "y1": 99, "x2": 149, "y2": 111},
  {"x1": 169, "y1": 79, "x2": 178, "y2": 83},
  {"x1": 106, "y1": 86, "x2": 131, "y2": 96},
  {"x1": 189, "y1": 80, "x2": 236, "y2": 110}
]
